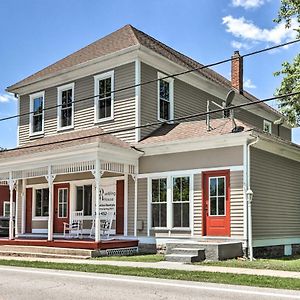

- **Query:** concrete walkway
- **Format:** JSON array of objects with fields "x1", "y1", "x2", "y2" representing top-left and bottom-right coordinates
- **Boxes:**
[{"x1": 0, "y1": 255, "x2": 299, "y2": 279}]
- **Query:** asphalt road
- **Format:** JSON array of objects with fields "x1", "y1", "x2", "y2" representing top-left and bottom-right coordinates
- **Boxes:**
[{"x1": 0, "y1": 266, "x2": 299, "y2": 300}]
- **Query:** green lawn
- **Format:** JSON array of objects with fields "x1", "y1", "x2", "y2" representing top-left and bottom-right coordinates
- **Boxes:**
[
  {"x1": 0, "y1": 259, "x2": 299, "y2": 290},
  {"x1": 195, "y1": 256, "x2": 300, "y2": 272},
  {"x1": 94, "y1": 254, "x2": 164, "y2": 262}
]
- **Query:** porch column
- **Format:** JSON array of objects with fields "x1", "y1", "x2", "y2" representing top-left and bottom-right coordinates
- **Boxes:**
[
  {"x1": 94, "y1": 159, "x2": 103, "y2": 242},
  {"x1": 15, "y1": 180, "x2": 20, "y2": 237},
  {"x1": 8, "y1": 172, "x2": 16, "y2": 240},
  {"x1": 46, "y1": 166, "x2": 56, "y2": 241},
  {"x1": 21, "y1": 179, "x2": 26, "y2": 234},
  {"x1": 133, "y1": 175, "x2": 138, "y2": 237},
  {"x1": 124, "y1": 165, "x2": 129, "y2": 236}
]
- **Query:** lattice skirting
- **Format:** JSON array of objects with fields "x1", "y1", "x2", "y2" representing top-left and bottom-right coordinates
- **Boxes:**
[{"x1": 104, "y1": 247, "x2": 139, "y2": 256}]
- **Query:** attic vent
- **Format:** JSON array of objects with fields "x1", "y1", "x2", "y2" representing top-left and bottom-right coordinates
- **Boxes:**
[{"x1": 231, "y1": 126, "x2": 244, "y2": 133}]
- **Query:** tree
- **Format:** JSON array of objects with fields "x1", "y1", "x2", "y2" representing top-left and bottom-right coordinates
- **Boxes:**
[{"x1": 274, "y1": 0, "x2": 300, "y2": 127}]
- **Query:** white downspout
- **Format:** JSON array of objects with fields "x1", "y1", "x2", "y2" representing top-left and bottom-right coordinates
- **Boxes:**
[{"x1": 247, "y1": 136, "x2": 259, "y2": 261}]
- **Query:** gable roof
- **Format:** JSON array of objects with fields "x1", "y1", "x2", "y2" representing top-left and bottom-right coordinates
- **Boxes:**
[{"x1": 7, "y1": 24, "x2": 279, "y2": 116}]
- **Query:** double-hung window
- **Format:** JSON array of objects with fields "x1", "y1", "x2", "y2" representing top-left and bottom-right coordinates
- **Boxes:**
[
  {"x1": 151, "y1": 178, "x2": 167, "y2": 228},
  {"x1": 263, "y1": 120, "x2": 272, "y2": 134},
  {"x1": 94, "y1": 71, "x2": 114, "y2": 122},
  {"x1": 57, "y1": 83, "x2": 74, "y2": 130},
  {"x1": 158, "y1": 73, "x2": 174, "y2": 121},
  {"x1": 76, "y1": 185, "x2": 92, "y2": 216},
  {"x1": 3, "y1": 201, "x2": 15, "y2": 217},
  {"x1": 30, "y1": 91, "x2": 44, "y2": 135},
  {"x1": 172, "y1": 177, "x2": 190, "y2": 228},
  {"x1": 35, "y1": 188, "x2": 49, "y2": 217}
]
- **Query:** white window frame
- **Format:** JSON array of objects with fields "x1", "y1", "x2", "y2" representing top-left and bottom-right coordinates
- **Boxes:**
[
  {"x1": 150, "y1": 177, "x2": 168, "y2": 230},
  {"x1": 3, "y1": 201, "x2": 15, "y2": 217},
  {"x1": 75, "y1": 183, "x2": 93, "y2": 218},
  {"x1": 150, "y1": 174, "x2": 192, "y2": 231},
  {"x1": 29, "y1": 91, "x2": 45, "y2": 136},
  {"x1": 32, "y1": 184, "x2": 49, "y2": 221},
  {"x1": 208, "y1": 176, "x2": 226, "y2": 217},
  {"x1": 171, "y1": 176, "x2": 192, "y2": 229},
  {"x1": 263, "y1": 120, "x2": 272, "y2": 134},
  {"x1": 57, "y1": 83, "x2": 75, "y2": 131},
  {"x1": 157, "y1": 72, "x2": 174, "y2": 122},
  {"x1": 94, "y1": 71, "x2": 114, "y2": 123},
  {"x1": 57, "y1": 188, "x2": 68, "y2": 219}
]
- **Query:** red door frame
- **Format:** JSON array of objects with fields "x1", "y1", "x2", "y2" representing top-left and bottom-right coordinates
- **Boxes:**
[
  {"x1": 116, "y1": 180, "x2": 124, "y2": 235},
  {"x1": 202, "y1": 170, "x2": 231, "y2": 237},
  {"x1": 53, "y1": 183, "x2": 70, "y2": 233}
]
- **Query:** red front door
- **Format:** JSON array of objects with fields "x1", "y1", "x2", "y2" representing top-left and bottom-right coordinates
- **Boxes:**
[
  {"x1": 116, "y1": 180, "x2": 124, "y2": 235},
  {"x1": 53, "y1": 183, "x2": 70, "y2": 233},
  {"x1": 202, "y1": 170, "x2": 230, "y2": 237}
]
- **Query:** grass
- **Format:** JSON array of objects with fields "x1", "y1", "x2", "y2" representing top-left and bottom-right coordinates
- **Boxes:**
[
  {"x1": 195, "y1": 256, "x2": 300, "y2": 272},
  {"x1": 0, "y1": 259, "x2": 299, "y2": 290},
  {"x1": 94, "y1": 254, "x2": 164, "y2": 262}
]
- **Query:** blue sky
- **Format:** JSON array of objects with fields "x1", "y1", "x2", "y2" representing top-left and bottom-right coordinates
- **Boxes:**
[{"x1": 0, "y1": 0, "x2": 299, "y2": 148}]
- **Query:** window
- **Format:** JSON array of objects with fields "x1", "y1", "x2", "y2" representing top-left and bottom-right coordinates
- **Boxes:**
[
  {"x1": 35, "y1": 188, "x2": 49, "y2": 217},
  {"x1": 94, "y1": 71, "x2": 114, "y2": 122},
  {"x1": 58, "y1": 188, "x2": 68, "y2": 218},
  {"x1": 263, "y1": 120, "x2": 272, "y2": 134},
  {"x1": 30, "y1": 91, "x2": 44, "y2": 135},
  {"x1": 209, "y1": 177, "x2": 225, "y2": 216},
  {"x1": 158, "y1": 73, "x2": 174, "y2": 121},
  {"x1": 172, "y1": 177, "x2": 190, "y2": 227},
  {"x1": 3, "y1": 201, "x2": 14, "y2": 217},
  {"x1": 151, "y1": 178, "x2": 167, "y2": 227},
  {"x1": 57, "y1": 83, "x2": 74, "y2": 130},
  {"x1": 76, "y1": 185, "x2": 92, "y2": 216}
]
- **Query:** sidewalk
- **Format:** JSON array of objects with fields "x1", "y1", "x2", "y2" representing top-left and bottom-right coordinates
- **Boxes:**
[{"x1": 0, "y1": 255, "x2": 299, "y2": 279}]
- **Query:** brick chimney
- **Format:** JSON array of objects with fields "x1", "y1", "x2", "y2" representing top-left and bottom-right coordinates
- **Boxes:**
[{"x1": 231, "y1": 51, "x2": 243, "y2": 94}]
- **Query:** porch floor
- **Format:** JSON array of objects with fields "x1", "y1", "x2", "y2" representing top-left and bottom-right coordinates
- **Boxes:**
[{"x1": 0, "y1": 237, "x2": 139, "y2": 250}]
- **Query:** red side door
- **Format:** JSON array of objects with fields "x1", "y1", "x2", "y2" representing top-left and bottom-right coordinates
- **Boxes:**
[
  {"x1": 53, "y1": 183, "x2": 70, "y2": 233},
  {"x1": 202, "y1": 170, "x2": 230, "y2": 237},
  {"x1": 116, "y1": 180, "x2": 124, "y2": 235},
  {"x1": 26, "y1": 188, "x2": 32, "y2": 233}
]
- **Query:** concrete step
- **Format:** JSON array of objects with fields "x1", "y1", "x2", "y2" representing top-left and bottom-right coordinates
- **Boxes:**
[
  {"x1": 0, "y1": 245, "x2": 93, "y2": 257},
  {"x1": 0, "y1": 250, "x2": 90, "y2": 260},
  {"x1": 165, "y1": 253, "x2": 204, "y2": 263},
  {"x1": 171, "y1": 247, "x2": 205, "y2": 257}
]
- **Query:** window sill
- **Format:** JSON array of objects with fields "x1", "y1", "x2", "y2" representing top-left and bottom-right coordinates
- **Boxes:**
[
  {"x1": 94, "y1": 116, "x2": 114, "y2": 124},
  {"x1": 32, "y1": 217, "x2": 48, "y2": 221},
  {"x1": 57, "y1": 125, "x2": 74, "y2": 133},
  {"x1": 29, "y1": 132, "x2": 44, "y2": 138}
]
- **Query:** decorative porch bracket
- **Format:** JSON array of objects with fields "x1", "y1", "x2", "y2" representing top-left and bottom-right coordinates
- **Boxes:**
[{"x1": 45, "y1": 166, "x2": 56, "y2": 241}]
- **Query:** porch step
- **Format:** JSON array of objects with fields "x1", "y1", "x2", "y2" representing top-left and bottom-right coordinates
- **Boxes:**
[
  {"x1": 171, "y1": 247, "x2": 205, "y2": 257},
  {"x1": 165, "y1": 253, "x2": 204, "y2": 263},
  {"x1": 0, "y1": 245, "x2": 95, "y2": 259}
]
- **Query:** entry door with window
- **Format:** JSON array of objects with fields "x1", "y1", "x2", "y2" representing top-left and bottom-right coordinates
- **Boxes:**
[
  {"x1": 54, "y1": 183, "x2": 70, "y2": 233},
  {"x1": 202, "y1": 170, "x2": 230, "y2": 236}
]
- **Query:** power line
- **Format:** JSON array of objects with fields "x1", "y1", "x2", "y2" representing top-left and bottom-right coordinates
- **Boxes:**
[
  {"x1": 2, "y1": 91, "x2": 299, "y2": 153},
  {"x1": 1, "y1": 38, "x2": 299, "y2": 123}
]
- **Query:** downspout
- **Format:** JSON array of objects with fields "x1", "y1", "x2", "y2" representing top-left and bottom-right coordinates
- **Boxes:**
[{"x1": 246, "y1": 136, "x2": 259, "y2": 261}]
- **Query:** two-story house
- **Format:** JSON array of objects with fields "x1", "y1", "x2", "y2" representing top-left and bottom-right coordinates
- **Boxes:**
[{"x1": 0, "y1": 25, "x2": 299, "y2": 259}]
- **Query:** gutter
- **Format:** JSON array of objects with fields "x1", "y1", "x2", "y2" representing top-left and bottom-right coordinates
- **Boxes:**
[{"x1": 245, "y1": 135, "x2": 259, "y2": 261}]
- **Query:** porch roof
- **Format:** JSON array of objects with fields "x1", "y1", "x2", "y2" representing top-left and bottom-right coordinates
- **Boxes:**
[{"x1": 0, "y1": 126, "x2": 131, "y2": 161}]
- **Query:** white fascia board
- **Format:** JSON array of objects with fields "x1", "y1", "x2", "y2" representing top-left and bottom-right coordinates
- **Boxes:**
[
  {"x1": 138, "y1": 46, "x2": 287, "y2": 128},
  {"x1": 136, "y1": 132, "x2": 250, "y2": 156},
  {"x1": 10, "y1": 45, "x2": 140, "y2": 95},
  {"x1": 251, "y1": 132, "x2": 300, "y2": 162}
]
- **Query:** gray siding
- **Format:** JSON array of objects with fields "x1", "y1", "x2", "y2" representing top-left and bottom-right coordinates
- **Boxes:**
[
  {"x1": 251, "y1": 148, "x2": 300, "y2": 240},
  {"x1": 137, "y1": 178, "x2": 147, "y2": 236},
  {"x1": 140, "y1": 62, "x2": 291, "y2": 141},
  {"x1": 127, "y1": 176, "x2": 135, "y2": 236},
  {"x1": 19, "y1": 63, "x2": 136, "y2": 145}
]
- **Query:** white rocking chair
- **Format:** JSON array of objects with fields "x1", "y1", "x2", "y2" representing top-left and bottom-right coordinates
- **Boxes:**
[
  {"x1": 63, "y1": 210, "x2": 84, "y2": 238},
  {"x1": 89, "y1": 211, "x2": 114, "y2": 239}
]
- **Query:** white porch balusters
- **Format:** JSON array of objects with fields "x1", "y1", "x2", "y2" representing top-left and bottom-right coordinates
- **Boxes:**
[
  {"x1": 46, "y1": 166, "x2": 56, "y2": 241},
  {"x1": 8, "y1": 172, "x2": 16, "y2": 240}
]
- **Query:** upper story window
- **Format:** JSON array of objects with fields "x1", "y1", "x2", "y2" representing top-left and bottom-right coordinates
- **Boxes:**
[
  {"x1": 158, "y1": 73, "x2": 174, "y2": 121},
  {"x1": 57, "y1": 83, "x2": 74, "y2": 131},
  {"x1": 94, "y1": 71, "x2": 114, "y2": 123},
  {"x1": 30, "y1": 91, "x2": 44, "y2": 136},
  {"x1": 263, "y1": 120, "x2": 272, "y2": 134}
]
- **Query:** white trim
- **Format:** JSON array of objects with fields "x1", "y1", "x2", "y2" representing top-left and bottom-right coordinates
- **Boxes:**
[
  {"x1": 32, "y1": 184, "x2": 49, "y2": 220},
  {"x1": 157, "y1": 72, "x2": 174, "y2": 122},
  {"x1": 3, "y1": 201, "x2": 11, "y2": 217},
  {"x1": 29, "y1": 91, "x2": 45, "y2": 137},
  {"x1": 147, "y1": 177, "x2": 151, "y2": 237},
  {"x1": 138, "y1": 165, "x2": 243, "y2": 179},
  {"x1": 242, "y1": 143, "x2": 248, "y2": 242},
  {"x1": 57, "y1": 82, "x2": 75, "y2": 131},
  {"x1": 32, "y1": 229, "x2": 48, "y2": 234},
  {"x1": 57, "y1": 188, "x2": 68, "y2": 219},
  {"x1": 94, "y1": 70, "x2": 114, "y2": 124},
  {"x1": 124, "y1": 171, "x2": 129, "y2": 236},
  {"x1": 253, "y1": 237, "x2": 300, "y2": 247},
  {"x1": 135, "y1": 58, "x2": 141, "y2": 142},
  {"x1": 17, "y1": 94, "x2": 20, "y2": 147},
  {"x1": 263, "y1": 119, "x2": 272, "y2": 134},
  {"x1": 190, "y1": 174, "x2": 194, "y2": 237},
  {"x1": 208, "y1": 176, "x2": 226, "y2": 217}
]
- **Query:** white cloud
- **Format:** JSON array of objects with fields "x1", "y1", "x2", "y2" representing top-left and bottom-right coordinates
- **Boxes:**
[
  {"x1": 222, "y1": 15, "x2": 298, "y2": 44},
  {"x1": 231, "y1": 40, "x2": 251, "y2": 50},
  {"x1": 232, "y1": 0, "x2": 268, "y2": 9},
  {"x1": 243, "y1": 78, "x2": 256, "y2": 89},
  {"x1": 0, "y1": 93, "x2": 17, "y2": 103}
]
